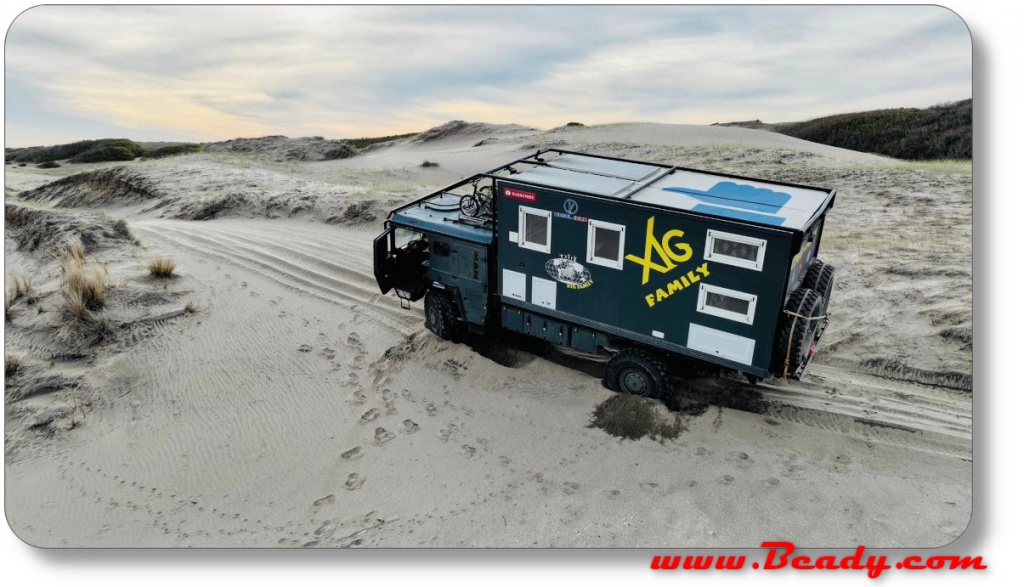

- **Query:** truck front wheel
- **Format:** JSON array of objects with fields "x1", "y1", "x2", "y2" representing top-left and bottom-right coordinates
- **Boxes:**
[
  {"x1": 603, "y1": 347, "x2": 674, "y2": 400},
  {"x1": 424, "y1": 290, "x2": 466, "y2": 342}
]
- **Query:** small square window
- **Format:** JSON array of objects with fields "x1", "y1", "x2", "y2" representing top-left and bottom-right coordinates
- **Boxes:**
[
  {"x1": 697, "y1": 283, "x2": 757, "y2": 325},
  {"x1": 519, "y1": 207, "x2": 551, "y2": 253},
  {"x1": 705, "y1": 229, "x2": 767, "y2": 271},
  {"x1": 587, "y1": 219, "x2": 625, "y2": 269}
]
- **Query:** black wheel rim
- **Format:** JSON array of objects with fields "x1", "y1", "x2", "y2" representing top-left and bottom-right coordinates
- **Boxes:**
[{"x1": 620, "y1": 369, "x2": 651, "y2": 396}]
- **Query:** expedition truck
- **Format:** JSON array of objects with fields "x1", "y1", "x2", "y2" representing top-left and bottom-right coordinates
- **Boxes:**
[{"x1": 373, "y1": 149, "x2": 836, "y2": 399}]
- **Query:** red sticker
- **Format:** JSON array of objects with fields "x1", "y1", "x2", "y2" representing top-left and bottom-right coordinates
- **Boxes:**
[{"x1": 503, "y1": 188, "x2": 537, "y2": 203}]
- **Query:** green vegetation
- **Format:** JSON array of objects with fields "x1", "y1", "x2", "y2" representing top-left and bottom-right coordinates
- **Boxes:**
[
  {"x1": 143, "y1": 143, "x2": 203, "y2": 159},
  {"x1": 6, "y1": 139, "x2": 203, "y2": 165},
  {"x1": 716, "y1": 99, "x2": 971, "y2": 160},
  {"x1": 420, "y1": 160, "x2": 440, "y2": 168},
  {"x1": 566, "y1": 122, "x2": 585, "y2": 127},
  {"x1": 346, "y1": 133, "x2": 418, "y2": 149},
  {"x1": 6, "y1": 138, "x2": 147, "y2": 164}
]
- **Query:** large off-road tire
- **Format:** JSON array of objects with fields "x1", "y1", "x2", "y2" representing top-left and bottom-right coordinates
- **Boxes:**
[
  {"x1": 802, "y1": 259, "x2": 836, "y2": 314},
  {"x1": 424, "y1": 290, "x2": 466, "y2": 342},
  {"x1": 773, "y1": 288, "x2": 824, "y2": 376},
  {"x1": 603, "y1": 347, "x2": 674, "y2": 400}
]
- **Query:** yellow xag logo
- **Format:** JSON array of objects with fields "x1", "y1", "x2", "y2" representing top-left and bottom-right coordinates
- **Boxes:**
[{"x1": 625, "y1": 217, "x2": 694, "y2": 285}]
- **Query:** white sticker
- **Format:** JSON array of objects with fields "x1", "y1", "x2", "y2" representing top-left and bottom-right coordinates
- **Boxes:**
[
  {"x1": 509, "y1": 231, "x2": 519, "y2": 242},
  {"x1": 652, "y1": 330, "x2": 665, "y2": 339}
]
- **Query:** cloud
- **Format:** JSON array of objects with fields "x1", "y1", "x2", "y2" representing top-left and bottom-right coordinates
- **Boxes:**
[{"x1": 4, "y1": 5, "x2": 971, "y2": 146}]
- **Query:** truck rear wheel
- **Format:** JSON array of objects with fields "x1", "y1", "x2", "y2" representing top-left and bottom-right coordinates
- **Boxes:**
[
  {"x1": 424, "y1": 290, "x2": 466, "y2": 342},
  {"x1": 603, "y1": 347, "x2": 673, "y2": 400},
  {"x1": 802, "y1": 259, "x2": 836, "y2": 314},
  {"x1": 773, "y1": 288, "x2": 824, "y2": 376}
]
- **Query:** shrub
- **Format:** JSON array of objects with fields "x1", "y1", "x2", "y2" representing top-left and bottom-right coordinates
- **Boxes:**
[
  {"x1": 59, "y1": 246, "x2": 108, "y2": 318},
  {"x1": 38, "y1": 160, "x2": 61, "y2": 169},
  {"x1": 420, "y1": 160, "x2": 440, "y2": 168},
  {"x1": 147, "y1": 257, "x2": 177, "y2": 278},
  {"x1": 143, "y1": 144, "x2": 202, "y2": 159},
  {"x1": 566, "y1": 122, "x2": 585, "y2": 127},
  {"x1": 5, "y1": 355, "x2": 19, "y2": 377},
  {"x1": 184, "y1": 298, "x2": 199, "y2": 313}
]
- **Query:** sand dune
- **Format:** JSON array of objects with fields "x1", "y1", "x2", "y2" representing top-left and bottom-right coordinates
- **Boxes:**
[{"x1": 4, "y1": 121, "x2": 971, "y2": 547}]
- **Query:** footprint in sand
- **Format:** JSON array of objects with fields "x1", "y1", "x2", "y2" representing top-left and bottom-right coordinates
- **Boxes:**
[
  {"x1": 341, "y1": 447, "x2": 363, "y2": 460},
  {"x1": 347, "y1": 390, "x2": 367, "y2": 405},
  {"x1": 345, "y1": 473, "x2": 366, "y2": 490},
  {"x1": 603, "y1": 489, "x2": 621, "y2": 499},
  {"x1": 360, "y1": 408, "x2": 381, "y2": 423},
  {"x1": 562, "y1": 482, "x2": 581, "y2": 495},
  {"x1": 298, "y1": 344, "x2": 313, "y2": 353},
  {"x1": 718, "y1": 475, "x2": 735, "y2": 485},
  {"x1": 319, "y1": 348, "x2": 336, "y2": 360},
  {"x1": 313, "y1": 494, "x2": 335, "y2": 509},
  {"x1": 426, "y1": 403, "x2": 438, "y2": 417},
  {"x1": 400, "y1": 420, "x2": 420, "y2": 435},
  {"x1": 373, "y1": 427, "x2": 395, "y2": 445},
  {"x1": 461, "y1": 445, "x2": 477, "y2": 458},
  {"x1": 438, "y1": 424, "x2": 456, "y2": 442},
  {"x1": 350, "y1": 356, "x2": 367, "y2": 369}
]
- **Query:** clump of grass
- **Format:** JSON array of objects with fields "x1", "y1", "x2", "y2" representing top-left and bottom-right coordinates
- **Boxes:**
[
  {"x1": 9, "y1": 274, "x2": 35, "y2": 303},
  {"x1": 59, "y1": 245, "x2": 108, "y2": 320},
  {"x1": 5, "y1": 355, "x2": 20, "y2": 377},
  {"x1": 420, "y1": 160, "x2": 440, "y2": 168},
  {"x1": 566, "y1": 121, "x2": 585, "y2": 127},
  {"x1": 147, "y1": 257, "x2": 177, "y2": 278},
  {"x1": 37, "y1": 160, "x2": 61, "y2": 169},
  {"x1": 184, "y1": 297, "x2": 199, "y2": 313}
]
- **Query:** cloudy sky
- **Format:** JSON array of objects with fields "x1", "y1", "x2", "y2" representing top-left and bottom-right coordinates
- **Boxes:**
[{"x1": 4, "y1": 5, "x2": 971, "y2": 147}]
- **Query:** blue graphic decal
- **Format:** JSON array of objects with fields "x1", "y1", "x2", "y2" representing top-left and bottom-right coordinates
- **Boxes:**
[
  {"x1": 661, "y1": 181, "x2": 792, "y2": 214},
  {"x1": 691, "y1": 204, "x2": 787, "y2": 226}
]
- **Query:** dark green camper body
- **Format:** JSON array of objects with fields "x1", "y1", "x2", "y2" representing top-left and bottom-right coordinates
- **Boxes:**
[{"x1": 373, "y1": 149, "x2": 836, "y2": 381}]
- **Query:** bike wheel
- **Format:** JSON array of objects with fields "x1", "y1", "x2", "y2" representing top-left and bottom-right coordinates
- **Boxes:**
[{"x1": 459, "y1": 194, "x2": 480, "y2": 217}]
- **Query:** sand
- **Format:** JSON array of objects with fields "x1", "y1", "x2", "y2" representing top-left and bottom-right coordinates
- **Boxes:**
[{"x1": 3, "y1": 122, "x2": 972, "y2": 547}]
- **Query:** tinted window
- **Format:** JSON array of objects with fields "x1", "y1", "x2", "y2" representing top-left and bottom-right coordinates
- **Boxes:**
[
  {"x1": 593, "y1": 226, "x2": 620, "y2": 261},
  {"x1": 524, "y1": 213, "x2": 548, "y2": 247},
  {"x1": 712, "y1": 238, "x2": 759, "y2": 262},
  {"x1": 705, "y1": 291, "x2": 751, "y2": 315}
]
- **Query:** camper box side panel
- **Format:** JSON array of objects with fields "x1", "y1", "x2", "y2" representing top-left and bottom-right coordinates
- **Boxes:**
[{"x1": 495, "y1": 180, "x2": 793, "y2": 372}]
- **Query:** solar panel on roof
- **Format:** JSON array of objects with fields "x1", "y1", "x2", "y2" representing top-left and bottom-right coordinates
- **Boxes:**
[
  {"x1": 510, "y1": 166, "x2": 635, "y2": 197},
  {"x1": 545, "y1": 153, "x2": 661, "y2": 182}
]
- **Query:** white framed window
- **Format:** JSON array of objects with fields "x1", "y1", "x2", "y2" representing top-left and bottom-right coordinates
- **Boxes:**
[
  {"x1": 518, "y1": 206, "x2": 552, "y2": 253},
  {"x1": 697, "y1": 283, "x2": 757, "y2": 325},
  {"x1": 705, "y1": 229, "x2": 767, "y2": 271},
  {"x1": 586, "y1": 219, "x2": 626, "y2": 270}
]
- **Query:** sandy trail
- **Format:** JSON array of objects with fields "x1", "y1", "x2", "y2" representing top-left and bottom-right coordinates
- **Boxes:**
[{"x1": 5, "y1": 122, "x2": 972, "y2": 548}]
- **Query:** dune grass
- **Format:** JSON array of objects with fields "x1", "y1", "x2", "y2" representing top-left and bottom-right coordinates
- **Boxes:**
[
  {"x1": 5, "y1": 355, "x2": 19, "y2": 377},
  {"x1": 147, "y1": 257, "x2": 177, "y2": 278},
  {"x1": 59, "y1": 244, "x2": 108, "y2": 321}
]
